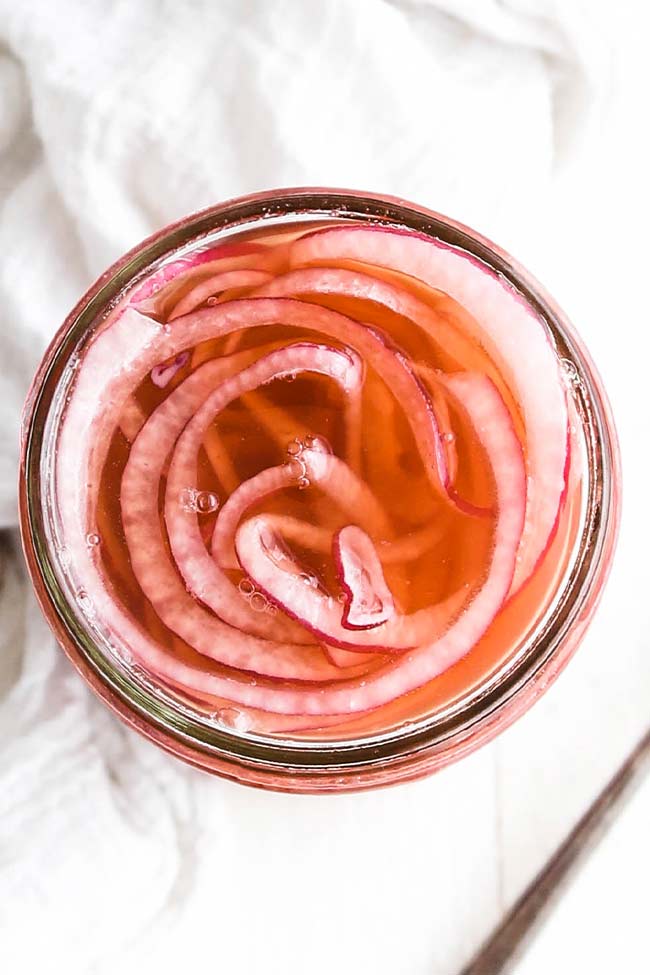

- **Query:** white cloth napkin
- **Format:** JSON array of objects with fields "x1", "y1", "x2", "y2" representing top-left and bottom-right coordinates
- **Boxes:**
[{"x1": 1, "y1": 2, "x2": 646, "y2": 974}]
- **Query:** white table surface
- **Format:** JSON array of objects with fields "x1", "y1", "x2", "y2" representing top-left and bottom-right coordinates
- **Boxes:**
[{"x1": 1, "y1": 3, "x2": 648, "y2": 973}]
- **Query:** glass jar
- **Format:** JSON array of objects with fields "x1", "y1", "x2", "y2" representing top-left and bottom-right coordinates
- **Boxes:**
[{"x1": 19, "y1": 188, "x2": 621, "y2": 793}]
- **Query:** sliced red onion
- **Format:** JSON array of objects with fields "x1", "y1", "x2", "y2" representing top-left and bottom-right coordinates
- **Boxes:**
[
  {"x1": 118, "y1": 396, "x2": 147, "y2": 442},
  {"x1": 254, "y1": 273, "x2": 492, "y2": 514},
  {"x1": 168, "y1": 269, "x2": 273, "y2": 320},
  {"x1": 415, "y1": 362, "x2": 458, "y2": 484},
  {"x1": 150, "y1": 350, "x2": 190, "y2": 388},
  {"x1": 60, "y1": 298, "x2": 422, "y2": 545},
  {"x1": 131, "y1": 241, "x2": 270, "y2": 306},
  {"x1": 121, "y1": 349, "x2": 350, "y2": 681},
  {"x1": 215, "y1": 514, "x2": 443, "y2": 572},
  {"x1": 334, "y1": 525, "x2": 395, "y2": 630},
  {"x1": 58, "y1": 296, "x2": 525, "y2": 717},
  {"x1": 213, "y1": 467, "x2": 297, "y2": 571},
  {"x1": 66, "y1": 369, "x2": 522, "y2": 716},
  {"x1": 345, "y1": 386, "x2": 363, "y2": 473},
  {"x1": 323, "y1": 645, "x2": 381, "y2": 669},
  {"x1": 287, "y1": 230, "x2": 568, "y2": 589},
  {"x1": 164, "y1": 344, "x2": 366, "y2": 624},
  {"x1": 236, "y1": 515, "x2": 466, "y2": 652},
  {"x1": 210, "y1": 441, "x2": 391, "y2": 570}
]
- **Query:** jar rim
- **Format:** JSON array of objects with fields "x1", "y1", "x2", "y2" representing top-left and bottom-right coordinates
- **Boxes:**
[{"x1": 19, "y1": 186, "x2": 621, "y2": 792}]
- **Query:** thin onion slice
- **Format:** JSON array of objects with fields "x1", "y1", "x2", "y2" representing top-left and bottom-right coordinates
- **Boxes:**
[
  {"x1": 121, "y1": 350, "x2": 344, "y2": 681},
  {"x1": 210, "y1": 449, "x2": 390, "y2": 570},
  {"x1": 214, "y1": 513, "x2": 442, "y2": 572},
  {"x1": 235, "y1": 515, "x2": 463, "y2": 652},
  {"x1": 58, "y1": 295, "x2": 525, "y2": 718},
  {"x1": 334, "y1": 525, "x2": 396, "y2": 630},
  {"x1": 163, "y1": 343, "x2": 365, "y2": 631},
  {"x1": 168, "y1": 269, "x2": 273, "y2": 320},
  {"x1": 286, "y1": 229, "x2": 568, "y2": 589},
  {"x1": 142, "y1": 370, "x2": 524, "y2": 715}
]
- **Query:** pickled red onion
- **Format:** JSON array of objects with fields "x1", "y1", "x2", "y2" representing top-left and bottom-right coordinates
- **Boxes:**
[
  {"x1": 55, "y1": 240, "x2": 533, "y2": 719},
  {"x1": 334, "y1": 525, "x2": 396, "y2": 630},
  {"x1": 286, "y1": 228, "x2": 568, "y2": 590}
]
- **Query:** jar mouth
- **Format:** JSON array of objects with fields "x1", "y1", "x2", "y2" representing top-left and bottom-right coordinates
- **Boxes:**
[{"x1": 19, "y1": 187, "x2": 620, "y2": 787}]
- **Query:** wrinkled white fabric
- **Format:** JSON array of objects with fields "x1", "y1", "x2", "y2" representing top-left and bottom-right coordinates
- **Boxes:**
[{"x1": 0, "y1": 2, "x2": 646, "y2": 973}]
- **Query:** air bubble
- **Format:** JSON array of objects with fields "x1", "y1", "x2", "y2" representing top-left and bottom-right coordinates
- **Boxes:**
[
  {"x1": 179, "y1": 487, "x2": 219, "y2": 513},
  {"x1": 250, "y1": 592, "x2": 267, "y2": 612},
  {"x1": 286, "y1": 439, "x2": 303, "y2": 456},
  {"x1": 265, "y1": 602, "x2": 278, "y2": 616},
  {"x1": 337, "y1": 593, "x2": 347, "y2": 604},
  {"x1": 304, "y1": 434, "x2": 316, "y2": 446},
  {"x1": 206, "y1": 296, "x2": 218, "y2": 306},
  {"x1": 196, "y1": 491, "x2": 219, "y2": 514},
  {"x1": 300, "y1": 573, "x2": 317, "y2": 588},
  {"x1": 77, "y1": 589, "x2": 96, "y2": 618},
  {"x1": 297, "y1": 476, "x2": 310, "y2": 490},
  {"x1": 287, "y1": 458, "x2": 306, "y2": 479},
  {"x1": 86, "y1": 532, "x2": 101, "y2": 547},
  {"x1": 443, "y1": 433, "x2": 455, "y2": 444},
  {"x1": 238, "y1": 578, "x2": 255, "y2": 596}
]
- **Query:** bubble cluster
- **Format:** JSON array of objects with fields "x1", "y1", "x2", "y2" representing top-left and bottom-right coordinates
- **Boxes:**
[
  {"x1": 250, "y1": 591, "x2": 267, "y2": 613},
  {"x1": 285, "y1": 434, "x2": 331, "y2": 490},
  {"x1": 286, "y1": 440, "x2": 310, "y2": 488},
  {"x1": 238, "y1": 576, "x2": 277, "y2": 615}
]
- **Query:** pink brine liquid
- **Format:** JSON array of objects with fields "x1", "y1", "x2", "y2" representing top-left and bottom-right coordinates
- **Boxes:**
[{"x1": 55, "y1": 221, "x2": 583, "y2": 739}]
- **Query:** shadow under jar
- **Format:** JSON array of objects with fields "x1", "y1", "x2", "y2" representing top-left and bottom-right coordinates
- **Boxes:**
[{"x1": 19, "y1": 188, "x2": 620, "y2": 793}]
